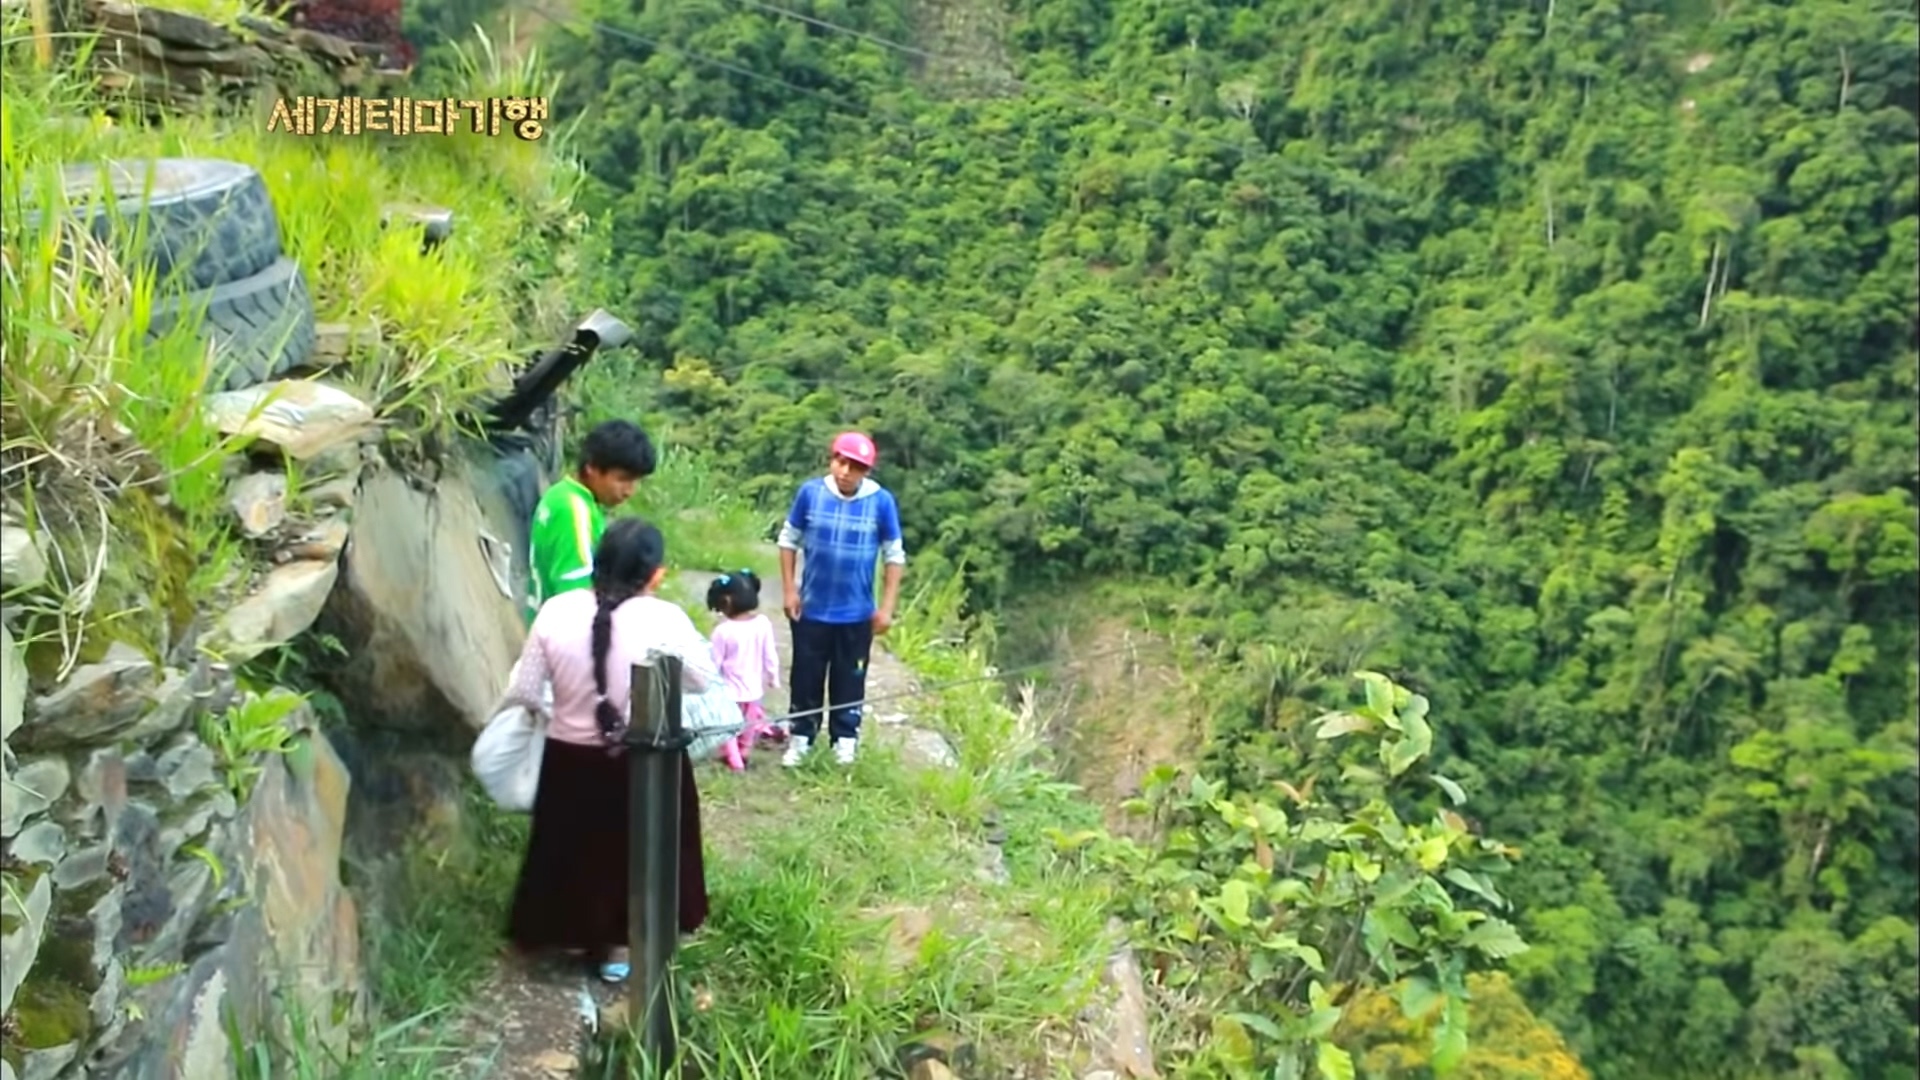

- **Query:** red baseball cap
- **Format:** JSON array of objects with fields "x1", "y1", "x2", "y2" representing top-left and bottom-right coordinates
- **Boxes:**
[{"x1": 830, "y1": 431, "x2": 877, "y2": 468}]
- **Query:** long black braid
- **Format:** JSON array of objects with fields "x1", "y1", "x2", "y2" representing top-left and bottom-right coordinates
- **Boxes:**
[{"x1": 586, "y1": 517, "x2": 667, "y2": 745}]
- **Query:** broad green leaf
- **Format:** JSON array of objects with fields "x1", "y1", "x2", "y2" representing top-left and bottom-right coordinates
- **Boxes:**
[
  {"x1": 1272, "y1": 1047, "x2": 1305, "y2": 1080},
  {"x1": 1398, "y1": 975, "x2": 1443, "y2": 1021},
  {"x1": 1306, "y1": 1004, "x2": 1343, "y2": 1039},
  {"x1": 1315, "y1": 1040, "x2": 1357, "y2": 1080},
  {"x1": 1431, "y1": 994, "x2": 1470, "y2": 1076},
  {"x1": 1271, "y1": 879, "x2": 1312, "y2": 905},
  {"x1": 1314, "y1": 711, "x2": 1374, "y2": 739},
  {"x1": 1251, "y1": 801, "x2": 1290, "y2": 834},
  {"x1": 1384, "y1": 735, "x2": 1423, "y2": 777},
  {"x1": 1261, "y1": 932, "x2": 1325, "y2": 972},
  {"x1": 1210, "y1": 1014, "x2": 1256, "y2": 1068},
  {"x1": 1219, "y1": 879, "x2": 1253, "y2": 928},
  {"x1": 1414, "y1": 833, "x2": 1450, "y2": 872},
  {"x1": 1227, "y1": 1011, "x2": 1283, "y2": 1041},
  {"x1": 1443, "y1": 867, "x2": 1507, "y2": 909},
  {"x1": 1459, "y1": 916, "x2": 1529, "y2": 959},
  {"x1": 1402, "y1": 692, "x2": 1430, "y2": 727},
  {"x1": 1341, "y1": 764, "x2": 1385, "y2": 787},
  {"x1": 1191, "y1": 774, "x2": 1216, "y2": 803},
  {"x1": 1359, "y1": 670, "x2": 1400, "y2": 730},
  {"x1": 1430, "y1": 774, "x2": 1467, "y2": 806},
  {"x1": 1385, "y1": 707, "x2": 1434, "y2": 776},
  {"x1": 1366, "y1": 907, "x2": 1422, "y2": 950}
]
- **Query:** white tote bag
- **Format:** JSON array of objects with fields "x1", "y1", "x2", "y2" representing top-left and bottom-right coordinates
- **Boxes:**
[{"x1": 472, "y1": 665, "x2": 552, "y2": 812}]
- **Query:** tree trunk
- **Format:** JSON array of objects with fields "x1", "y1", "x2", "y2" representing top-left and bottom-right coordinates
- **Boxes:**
[{"x1": 1699, "y1": 239, "x2": 1722, "y2": 328}]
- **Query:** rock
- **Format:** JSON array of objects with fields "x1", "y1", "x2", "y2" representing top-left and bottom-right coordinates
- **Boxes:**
[
  {"x1": 900, "y1": 1029, "x2": 976, "y2": 1076},
  {"x1": 273, "y1": 515, "x2": 350, "y2": 563},
  {"x1": 3, "y1": 625, "x2": 24, "y2": 743},
  {"x1": 303, "y1": 472, "x2": 359, "y2": 511},
  {"x1": 245, "y1": 733, "x2": 362, "y2": 1052},
  {"x1": 310, "y1": 321, "x2": 381, "y2": 360},
  {"x1": 202, "y1": 381, "x2": 374, "y2": 461},
  {"x1": 230, "y1": 470, "x2": 287, "y2": 537},
  {"x1": 11, "y1": 819, "x2": 68, "y2": 867},
  {"x1": 0, "y1": 870, "x2": 52, "y2": 1014},
  {"x1": 157, "y1": 787, "x2": 237, "y2": 856},
  {"x1": 120, "y1": 666, "x2": 208, "y2": 746},
  {"x1": 975, "y1": 844, "x2": 1009, "y2": 886},
  {"x1": 209, "y1": 559, "x2": 339, "y2": 662},
  {"x1": 879, "y1": 724, "x2": 959, "y2": 770},
  {"x1": 1, "y1": 525, "x2": 48, "y2": 591},
  {"x1": 322, "y1": 462, "x2": 527, "y2": 734},
  {"x1": 67, "y1": 747, "x2": 129, "y2": 842},
  {"x1": 115, "y1": 801, "x2": 175, "y2": 950},
  {"x1": 179, "y1": 968, "x2": 234, "y2": 1080},
  {"x1": 92, "y1": 0, "x2": 237, "y2": 49},
  {"x1": 154, "y1": 735, "x2": 219, "y2": 800},
  {"x1": 1090, "y1": 923, "x2": 1160, "y2": 1080},
  {"x1": 134, "y1": 854, "x2": 217, "y2": 966},
  {"x1": 3, "y1": 757, "x2": 71, "y2": 838},
  {"x1": 18, "y1": 1043, "x2": 77, "y2": 1080},
  {"x1": 22, "y1": 642, "x2": 157, "y2": 747},
  {"x1": 53, "y1": 844, "x2": 110, "y2": 891}
]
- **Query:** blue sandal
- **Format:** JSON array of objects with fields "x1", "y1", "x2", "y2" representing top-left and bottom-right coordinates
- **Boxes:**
[{"x1": 599, "y1": 961, "x2": 630, "y2": 983}]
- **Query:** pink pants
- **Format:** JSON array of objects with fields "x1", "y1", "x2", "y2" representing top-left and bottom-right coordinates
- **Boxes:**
[{"x1": 718, "y1": 702, "x2": 781, "y2": 770}]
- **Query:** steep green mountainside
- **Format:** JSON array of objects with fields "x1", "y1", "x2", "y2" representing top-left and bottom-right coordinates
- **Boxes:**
[{"x1": 540, "y1": 0, "x2": 1918, "y2": 1076}]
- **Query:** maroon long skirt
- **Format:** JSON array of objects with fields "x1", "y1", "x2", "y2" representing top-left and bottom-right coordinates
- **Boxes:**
[{"x1": 506, "y1": 737, "x2": 709, "y2": 955}]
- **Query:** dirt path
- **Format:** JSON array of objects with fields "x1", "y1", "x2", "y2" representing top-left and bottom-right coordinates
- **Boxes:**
[{"x1": 437, "y1": 555, "x2": 945, "y2": 1077}]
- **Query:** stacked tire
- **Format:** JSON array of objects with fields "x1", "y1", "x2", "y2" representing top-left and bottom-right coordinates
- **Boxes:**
[{"x1": 28, "y1": 158, "x2": 317, "y2": 391}]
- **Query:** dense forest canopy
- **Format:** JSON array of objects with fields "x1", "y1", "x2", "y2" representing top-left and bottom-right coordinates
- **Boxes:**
[{"x1": 537, "y1": 0, "x2": 1919, "y2": 1075}]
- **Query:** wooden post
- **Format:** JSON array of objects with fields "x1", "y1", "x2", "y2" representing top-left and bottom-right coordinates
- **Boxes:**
[{"x1": 625, "y1": 656, "x2": 683, "y2": 1072}]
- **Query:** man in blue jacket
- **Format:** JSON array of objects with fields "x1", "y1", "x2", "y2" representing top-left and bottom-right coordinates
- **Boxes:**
[{"x1": 778, "y1": 431, "x2": 906, "y2": 767}]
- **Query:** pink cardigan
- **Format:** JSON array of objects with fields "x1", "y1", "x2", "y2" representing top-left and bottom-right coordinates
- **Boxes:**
[{"x1": 503, "y1": 590, "x2": 719, "y2": 746}]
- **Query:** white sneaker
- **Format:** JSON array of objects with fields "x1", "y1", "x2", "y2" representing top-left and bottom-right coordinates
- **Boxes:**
[
  {"x1": 832, "y1": 738, "x2": 858, "y2": 766},
  {"x1": 780, "y1": 736, "x2": 811, "y2": 768}
]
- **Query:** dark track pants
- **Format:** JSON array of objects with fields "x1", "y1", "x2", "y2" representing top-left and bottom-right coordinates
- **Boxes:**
[{"x1": 788, "y1": 617, "x2": 873, "y2": 743}]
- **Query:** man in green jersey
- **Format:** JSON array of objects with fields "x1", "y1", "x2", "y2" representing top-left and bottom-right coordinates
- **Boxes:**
[{"x1": 526, "y1": 419, "x2": 657, "y2": 623}]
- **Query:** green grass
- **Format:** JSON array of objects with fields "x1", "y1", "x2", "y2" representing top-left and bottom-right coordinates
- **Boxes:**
[
  {"x1": 2, "y1": 8, "x2": 582, "y2": 679},
  {"x1": 591, "y1": 473, "x2": 1119, "y2": 1077}
]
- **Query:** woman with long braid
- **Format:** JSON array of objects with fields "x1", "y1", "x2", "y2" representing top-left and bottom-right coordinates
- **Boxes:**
[{"x1": 498, "y1": 517, "x2": 715, "y2": 983}]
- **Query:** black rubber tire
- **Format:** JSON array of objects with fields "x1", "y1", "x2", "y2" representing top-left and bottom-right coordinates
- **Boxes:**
[
  {"x1": 28, "y1": 159, "x2": 284, "y2": 292},
  {"x1": 147, "y1": 256, "x2": 317, "y2": 391}
]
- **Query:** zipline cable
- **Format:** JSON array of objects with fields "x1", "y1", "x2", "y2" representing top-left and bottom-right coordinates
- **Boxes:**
[{"x1": 523, "y1": 3, "x2": 1252, "y2": 157}]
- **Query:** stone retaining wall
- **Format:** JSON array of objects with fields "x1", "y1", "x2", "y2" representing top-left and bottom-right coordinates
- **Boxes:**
[
  {"x1": 80, "y1": 0, "x2": 406, "y2": 116},
  {"x1": 0, "y1": 383, "x2": 376, "y2": 1080}
]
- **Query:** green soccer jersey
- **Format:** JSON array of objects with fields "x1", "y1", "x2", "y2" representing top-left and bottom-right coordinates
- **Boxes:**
[{"x1": 527, "y1": 475, "x2": 605, "y2": 623}]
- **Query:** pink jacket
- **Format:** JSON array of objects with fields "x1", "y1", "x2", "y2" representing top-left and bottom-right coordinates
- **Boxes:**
[
  {"x1": 503, "y1": 590, "x2": 719, "y2": 746},
  {"x1": 709, "y1": 613, "x2": 781, "y2": 704}
]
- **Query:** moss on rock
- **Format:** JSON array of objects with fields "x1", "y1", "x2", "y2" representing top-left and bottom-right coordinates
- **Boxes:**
[{"x1": 9, "y1": 969, "x2": 92, "y2": 1050}]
